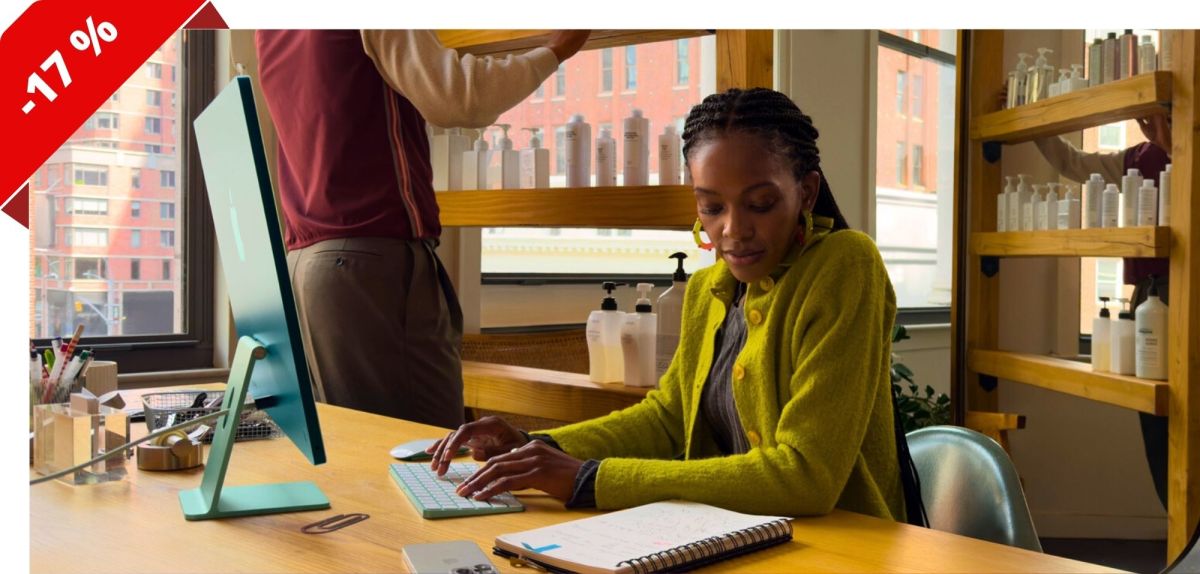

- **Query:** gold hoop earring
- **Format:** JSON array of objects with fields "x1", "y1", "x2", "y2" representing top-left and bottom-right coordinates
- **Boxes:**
[{"x1": 692, "y1": 218, "x2": 714, "y2": 251}]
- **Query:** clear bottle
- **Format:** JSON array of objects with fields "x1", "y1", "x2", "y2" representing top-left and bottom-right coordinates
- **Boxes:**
[
  {"x1": 622, "y1": 109, "x2": 650, "y2": 186},
  {"x1": 518, "y1": 127, "x2": 550, "y2": 189},
  {"x1": 1042, "y1": 182, "x2": 1060, "y2": 230},
  {"x1": 1159, "y1": 164, "x2": 1172, "y2": 226},
  {"x1": 565, "y1": 114, "x2": 593, "y2": 188},
  {"x1": 1139, "y1": 35, "x2": 1157, "y2": 73},
  {"x1": 1084, "y1": 173, "x2": 1105, "y2": 228},
  {"x1": 655, "y1": 253, "x2": 688, "y2": 379},
  {"x1": 1068, "y1": 64, "x2": 1089, "y2": 92},
  {"x1": 1102, "y1": 183, "x2": 1120, "y2": 228},
  {"x1": 1093, "y1": 297, "x2": 1112, "y2": 373},
  {"x1": 595, "y1": 127, "x2": 617, "y2": 187},
  {"x1": 1014, "y1": 53, "x2": 1032, "y2": 106},
  {"x1": 1024, "y1": 184, "x2": 1044, "y2": 231},
  {"x1": 1006, "y1": 71, "x2": 1020, "y2": 109},
  {"x1": 1137, "y1": 178, "x2": 1158, "y2": 227},
  {"x1": 1050, "y1": 68, "x2": 1069, "y2": 97},
  {"x1": 1135, "y1": 275, "x2": 1169, "y2": 380},
  {"x1": 1012, "y1": 174, "x2": 1032, "y2": 231},
  {"x1": 1110, "y1": 298, "x2": 1136, "y2": 376},
  {"x1": 998, "y1": 176, "x2": 1013, "y2": 232},
  {"x1": 586, "y1": 282, "x2": 625, "y2": 384},
  {"x1": 620, "y1": 283, "x2": 658, "y2": 388},
  {"x1": 1027, "y1": 48, "x2": 1054, "y2": 104},
  {"x1": 1058, "y1": 184, "x2": 1082, "y2": 230},
  {"x1": 486, "y1": 123, "x2": 520, "y2": 190},
  {"x1": 1120, "y1": 168, "x2": 1143, "y2": 227}
]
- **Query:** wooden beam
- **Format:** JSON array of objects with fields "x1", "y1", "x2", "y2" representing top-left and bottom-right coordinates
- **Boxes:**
[
  {"x1": 438, "y1": 185, "x2": 695, "y2": 228},
  {"x1": 462, "y1": 361, "x2": 648, "y2": 423},
  {"x1": 436, "y1": 30, "x2": 711, "y2": 58},
  {"x1": 970, "y1": 227, "x2": 1170, "y2": 258},
  {"x1": 969, "y1": 350, "x2": 1169, "y2": 415},
  {"x1": 716, "y1": 30, "x2": 773, "y2": 91}
]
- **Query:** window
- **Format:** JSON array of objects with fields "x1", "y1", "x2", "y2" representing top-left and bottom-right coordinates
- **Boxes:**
[
  {"x1": 912, "y1": 76, "x2": 924, "y2": 119},
  {"x1": 876, "y1": 30, "x2": 957, "y2": 309},
  {"x1": 676, "y1": 39, "x2": 690, "y2": 85},
  {"x1": 66, "y1": 198, "x2": 108, "y2": 215},
  {"x1": 110, "y1": 91, "x2": 119, "y2": 102},
  {"x1": 73, "y1": 165, "x2": 108, "y2": 186},
  {"x1": 624, "y1": 46, "x2": 637, "y2": 90},
  {"x1": 913, "y1": 145, "x2": 924, "y2": 187},
  {"x1": 554, "y1": 126, "x2": 567, "y2": 175},
  {"x1": 160, "y1": 202, "x2": 176, "y2": 219},
  {"x1": 1098, "y1": 123, "x2": 1125, "y2": 150},
  {"x1": 162, "y1": 260, "x2": 172, "y2": 280},
  {"x1": 534, "y1": 83, "x2": 544, "y2": 99},
  {"x1": 555, "y1": 64, "x2": 566, "y2": 97},
  {"x1": 600, "y1": 49, "x2": 613, "y2": 93},
  {"x1": 29, "y1": 31, "x2": 216, "y2": 371}
]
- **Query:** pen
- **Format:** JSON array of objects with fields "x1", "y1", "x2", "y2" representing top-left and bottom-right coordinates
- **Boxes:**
[{"x1": 63, "y1": 324, "x2": 84, "y2": 360}]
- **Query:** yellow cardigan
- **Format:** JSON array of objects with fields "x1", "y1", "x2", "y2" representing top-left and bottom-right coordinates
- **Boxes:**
[{"x1": 544, "y1": 229, "x2": 903, "y2": 520}]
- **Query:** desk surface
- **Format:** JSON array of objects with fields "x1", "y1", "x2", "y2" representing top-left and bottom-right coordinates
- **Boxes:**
[{"x1": 30, "y1": 391, "x2": 1119, "y2": 573}]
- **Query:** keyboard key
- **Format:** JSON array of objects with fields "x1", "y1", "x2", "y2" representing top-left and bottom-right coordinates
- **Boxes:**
[{"x1": 389, "y1": 462, "x2": 525, "y2": 519}]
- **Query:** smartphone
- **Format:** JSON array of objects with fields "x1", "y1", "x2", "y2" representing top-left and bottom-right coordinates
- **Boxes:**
[
  {"x1": 390, "y1": 438, "x2": 468, "y2": 462},
  {"x1": 402, "y1": 540, "x2": 496, "y2": 574}
]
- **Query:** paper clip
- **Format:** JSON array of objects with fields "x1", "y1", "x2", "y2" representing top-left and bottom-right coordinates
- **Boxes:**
[{"x1": 300, "y1": 513, "x2": 369, "y2": 534}]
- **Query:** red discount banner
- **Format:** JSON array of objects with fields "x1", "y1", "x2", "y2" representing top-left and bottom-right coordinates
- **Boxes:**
[{"x1": 0, "y1": 0, "x2": 212, "y2": 227}]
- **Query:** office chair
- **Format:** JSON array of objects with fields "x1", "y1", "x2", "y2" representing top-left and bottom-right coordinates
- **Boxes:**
[
  {"x1": 1163, "y1": 519, "x2": 1200, "y2": 573},
  {"x1": 907, "y1": 426, "x2": 1042, "y2": 552}
]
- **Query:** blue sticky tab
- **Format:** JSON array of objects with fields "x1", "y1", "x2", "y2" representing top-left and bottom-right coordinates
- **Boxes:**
[{"x1": 522, "y1": 542, "x2": 562, "y2": 553}]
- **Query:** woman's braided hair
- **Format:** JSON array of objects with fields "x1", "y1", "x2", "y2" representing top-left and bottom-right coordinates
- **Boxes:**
[{"x1": 681, "y1": 87, "x2": 850, "y2": 231}]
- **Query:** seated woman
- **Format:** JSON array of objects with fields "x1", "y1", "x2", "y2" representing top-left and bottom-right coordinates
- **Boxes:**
[{"x1": 429, "y1": 87, "x2": 903, "y2": 521}]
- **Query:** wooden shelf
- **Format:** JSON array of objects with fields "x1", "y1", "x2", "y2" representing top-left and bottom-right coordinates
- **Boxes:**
[
  {"x1": 437, "y1": 30, "x2": 712, "y2": 58},
  {"x1": 438, "y1": 185, "x2": 695, "y2": 228},
  {"x1": 970, "y1": 226, "x2": 1170, "y2": 258},
  {"x1": 968, "y1": 349, "x2": 1168, "y2": 415},
  {"x1": 970, "y1": 72, "x2": 1172, "y2": 144},
  {"x1": 462, "y1": 361, "x2": 649, "y2": 423}
]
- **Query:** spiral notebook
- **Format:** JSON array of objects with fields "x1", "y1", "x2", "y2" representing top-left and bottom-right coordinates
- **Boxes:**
[{"x1": 493, "y1": 500, "x2": 792, "y2": 574}]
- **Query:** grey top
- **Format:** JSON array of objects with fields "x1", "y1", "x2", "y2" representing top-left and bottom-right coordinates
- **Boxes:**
[{"x1": 700, "y1": 282, "x2": 751, "y2": 455}]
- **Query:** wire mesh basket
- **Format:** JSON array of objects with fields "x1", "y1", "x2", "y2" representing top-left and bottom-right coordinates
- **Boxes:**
[{"x1": 142, "y1": 390, "x2": 281, "y2": 443}]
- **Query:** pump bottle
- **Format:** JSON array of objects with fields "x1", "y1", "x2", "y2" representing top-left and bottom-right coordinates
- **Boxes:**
[
  {"x1": 1159, "y1": 164, "x2": 1172, "y2": 226},
  {"x1": 430, "y1": 127, "x2": 469, "y2": 191},
  {"x1": 656, "y1": 253, "x2": 689, "y2": 379},
  {"x1": 518, "y1": 127, "x2": 550, "y2": 189},
  {"x1": 1084, "y1": 173, "x2": 1105, "y2": 228},
  {"x1": 1093, "y1": 297, "x2": 1112, "y2": 373},
  {"x1": 486, "y1": 124, "x2": 520, "y2": 189},
  {"x1": 1120, "y1": 168, "x2": 1143, "y2": 227},
  {"x1": 621, "y1": 283, "x2": 658, "y2": 388},
  {"x1": 586, "y1": 282, "x2": 625, "y2": 383},
  {"x1": 1137, "y1": 178, "x2": 1158, "y2": 226},
  {"x1": 462, "y1": 132, "x2": 490, "y2": 190},
  {"x1": 1012, "y1": 174, "x2": 1032, "y2": 231},
  {"x1": 998, "y1": 176, "x2": 1012, "y2": 232},
  {"x1": 1135, "y1": 276, "x2": 1169, "y2": 381},
  {"x1": 1102, "y1": 183, "x2": 1120, "y2": 228},
  {"x1": 1058, "y1": 184, "x2": 1081, "y2": 230},
  {"x1": 1041, "y1": 183, "x2": 1059, "y2": 230},
  {"x1": 1110, "y1": 298, "x2": 1136, "y2": 376}
]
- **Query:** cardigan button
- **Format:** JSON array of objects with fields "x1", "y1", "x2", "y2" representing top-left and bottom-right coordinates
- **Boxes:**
[
  {"x1": 758, "y1": 277, "x2": 775, "y2": 292},
  {"x1": 748, "y1": 309, "x2": 763, "y2": 325},
  {"x1": 733, "y1": 364, "x2": 746, "y2": 381},
  {"x1": 747, "y1": 430, "x2": 762, "y2": 447}
]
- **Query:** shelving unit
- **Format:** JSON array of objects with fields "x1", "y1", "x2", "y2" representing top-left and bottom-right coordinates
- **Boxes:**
[
  {"x1": 954, "y1": 31, "x2": 1199, "y2": 560},
  {"x1": 438, "y1": 185, "x2": 694, "y2": 229},
  {"x1": 437, "y1": 30, "x2": 711, "y2": 57}
]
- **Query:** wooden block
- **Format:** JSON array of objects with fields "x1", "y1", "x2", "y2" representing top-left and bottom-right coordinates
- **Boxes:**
[{"x1": 82, "y1": 361, "x2": 118, "y2": 397}]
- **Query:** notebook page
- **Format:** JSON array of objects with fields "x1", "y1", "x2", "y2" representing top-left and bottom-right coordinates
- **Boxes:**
[{"x1": 496, "y1": 500, "x2": 789, "y2": 572}]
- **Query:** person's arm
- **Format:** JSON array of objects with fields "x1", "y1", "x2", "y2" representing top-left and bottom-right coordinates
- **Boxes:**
[
  {"x1": 360, "y1": 30, "x2": 559, "y2": 128},
  {"x1": 1034, "y1": 135, "x2": 1126, "y2": 183},
  {"x1": 581, "y1": 241, "x2": 894, "y2": 517}
]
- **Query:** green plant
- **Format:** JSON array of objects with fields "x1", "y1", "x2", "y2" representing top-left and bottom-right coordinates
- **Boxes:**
[{"x1": 890, "y1": 324, "x2": 951, "y2": 432}]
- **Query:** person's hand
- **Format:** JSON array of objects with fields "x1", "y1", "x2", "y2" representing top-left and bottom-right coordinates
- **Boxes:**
[
  {"x1": 454, "y1": 440, "x2": 583, "y2": 504},
  {"x1": 427, "y1": 416, "x2": 528, "y2": 476},
  {"x1": 545, "y1": 30, "x2": 591, "y2": 63},
  {"x1": 1137, "y1": 114, "x2": 1172, "y2": 155}
]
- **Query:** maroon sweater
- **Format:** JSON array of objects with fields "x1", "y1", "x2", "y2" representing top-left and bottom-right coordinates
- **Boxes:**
[{"x1": 255, "y1": 31, "x2": 440, "y2": 249}]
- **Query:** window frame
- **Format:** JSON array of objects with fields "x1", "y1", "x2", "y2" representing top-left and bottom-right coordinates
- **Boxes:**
[
  {"x1": 676, "y1": 39, "x2": 690, "y2": 85},
  {"x1": 624, "y1": 46, "x2": 638, "y2": 91},
  {"x1": 600, "y1": 48, "x2": 613, "y2": 94},
  {"x1": 32, "y1": 31, "x2": 217, "y2": 373}
]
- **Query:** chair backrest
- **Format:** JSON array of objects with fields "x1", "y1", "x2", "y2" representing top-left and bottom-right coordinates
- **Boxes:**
[{"x1": 907, "y1": 426, "x2": 1042, "y2": 552}]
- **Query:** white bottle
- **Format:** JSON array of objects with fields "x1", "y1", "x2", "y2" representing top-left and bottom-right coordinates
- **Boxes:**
[
  {"x1": 1084, "y1": 173, "x2": 1105, "y2": 228},
  {"x1": 1103, "y1": 32, "x2": 1119, "y2": 83},
  {"x1": 1088, "y1": 39, "x2": 1104, "y2": 87},
  {"x1": 595, "y1": 128, "x2": 617, "y2": 187},
  {"x1": 1102, "y1": 183, "x2": 1120, "y2": 228},
  {"x1": 1058, "y1": 184, "x2": 1082, "y2": 230},
  {"x1": 1068, "y1": 64, "x2": 1089, "y2": 92},
  {"x1": 1137, "y1": 178, "x2": 1158, "y2": 227},
  {"x1": 1139, "y1": 35, "x2": 1157, "y2": 73},
  {"x1": 565, "y1": 114, "x2": 593, "y2": 188},
  {"x1": 621, "y1": 283, "x2": 658, "y2": 388},
  {"x1": 1041, "y1": 183, "x2": 1059, "y2": 230},
  {"x1": 622, "y1": 109, "x2": 650, "y2": 186},
  {"x1": 1159, "y1": 164, "x2": 1172, "y2": 226},
  {"x1": 1049, "y1": 68, "x2": 1069, "y2": 98},
  {"x1": 1024, "y1": 184, "x2": 1043, "y2": 231},
  {"x1": 461, "y1": 134, "x2": 490, "y2": 190},
  {"x1": 486, "y1": 124, "x2": 520, "y2": 190},
  {"x1": 1012, "y1": 174, "x2": 1032, "y2": 231},
  {"x1": 1093, "y1": 297, "x2": 1112, "y2": 373},
  {"x1": 518, "y1": 127, "x2": 550, "y2": 189},
  {"x1": 1136, "y1": 276, "x2": 1169, "y2": 380},
  {"x1": 430, "y1": 127, "x2": 470, "y2": 191},
  {"x1": 998, "y1": 176, "x2": 1013, "y2": 232},
  {"x1": 1110, "y1": 299, "x2": 1136, "y2": 376},
  {"x1": 658, "y1": 124, "x2": 681, "y2": 185},
  {"x1": 1120, "y1": 168, "x2": 1142, "y2": 227},
  {"x1": 655, "y1": 253, "x2": 688, "y2": 379},
  {"x1": 586, "y1": 282, "x2": 625, "y2": 384}
]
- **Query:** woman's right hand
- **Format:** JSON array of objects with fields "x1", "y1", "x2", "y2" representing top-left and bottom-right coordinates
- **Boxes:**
[{"x1": 427, "y1": 416, "x2": 529, "y2": 476}]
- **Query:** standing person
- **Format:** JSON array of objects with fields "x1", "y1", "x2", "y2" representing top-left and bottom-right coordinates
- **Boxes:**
[
  {"x1": 427, "y1": 88, "x2": 906, "y2": 521},
  {"x1": 255, "y1": 30, "x2": 590, "y2": 428}
]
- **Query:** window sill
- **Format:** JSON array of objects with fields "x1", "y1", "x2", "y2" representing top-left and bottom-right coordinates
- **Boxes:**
[
  {"x1": 620, "y1": 90, "x2": 637, "y2": 96},
  {"x1": 119, "y1": 367, "x2": 230, "y2": 390}
]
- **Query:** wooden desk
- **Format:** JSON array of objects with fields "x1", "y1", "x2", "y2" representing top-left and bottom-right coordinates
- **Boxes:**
[
  {"x1": 462, "y1": 361, "x2": 649, "y2": 422},
  {"x1": 31, "y1": 397, "x2": 1120, "y2": 573}
]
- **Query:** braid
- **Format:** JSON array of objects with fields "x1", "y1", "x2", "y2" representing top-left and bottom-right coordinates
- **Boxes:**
[{"x1": 682, "y1": 88, "x2": 850, "y2": 231}]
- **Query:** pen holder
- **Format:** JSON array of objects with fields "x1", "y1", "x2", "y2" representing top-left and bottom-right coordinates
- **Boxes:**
[{"x1": 32, "y1": 401, "x2": 130, "y2": 485}]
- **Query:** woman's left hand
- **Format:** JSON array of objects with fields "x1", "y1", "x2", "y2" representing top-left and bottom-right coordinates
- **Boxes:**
[{"x1": 455, "y1": 440, "x2": 583, "y2": 504}]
